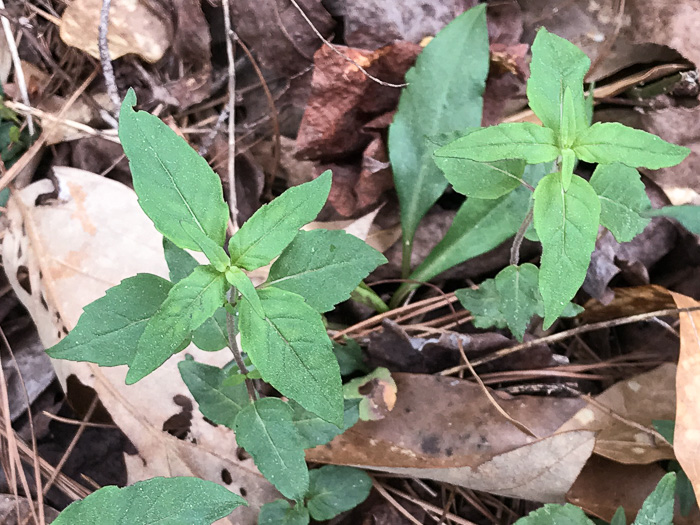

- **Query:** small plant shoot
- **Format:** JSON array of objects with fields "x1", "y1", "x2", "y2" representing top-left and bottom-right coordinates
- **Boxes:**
[
  {"x1": 47, "y1": 88, "x2": 384, "y2": 520},
  {"x1": 433, "y1": 28, "x2": 689, "y2": 337}
]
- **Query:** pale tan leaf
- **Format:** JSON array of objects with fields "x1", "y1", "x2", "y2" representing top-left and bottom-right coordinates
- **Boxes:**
[
  {"x1": 2, "y1": 167, "x2": 277, "y2": 524},
  {"x1": 307, "y1": 373, "x2": 592, "y2": 502},
  {"x1": 59, "y1": 0, "x2": 173, "y2": 63},
  {"x1": 669, "y1": 291, "x2": 700, "y2": 504},
  {"x1": 556, "y1": 364, "x2": 676, "y2": 464}
]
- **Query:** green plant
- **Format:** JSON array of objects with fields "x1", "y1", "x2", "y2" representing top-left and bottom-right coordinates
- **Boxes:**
[
  {"x1": 514, "y1": 472, "x2": 677, "y2": 525},
  {"x1": 46, "y1": 89, "x2": 385, "y2": 522},
  {"x1": 431, "y1": 28, "x2": 689, "y2": 338}
]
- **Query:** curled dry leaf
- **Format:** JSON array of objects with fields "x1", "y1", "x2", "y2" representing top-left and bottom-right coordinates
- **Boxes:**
[
  {"x1": 668, "y1": 291, "x2": 700, "y2": 504},
  {"x1": 59, "y1": 0, "x2": 173, "y2": 63},
  {"x1": 1, "y1": 168, "x2": 277, "y2": 524},
  {"x1": 307, "y1": 373, "x2": 593, "y2": 502},
  {"x1": 556, "y1": 364, "x2": 676, "y2": 464}
]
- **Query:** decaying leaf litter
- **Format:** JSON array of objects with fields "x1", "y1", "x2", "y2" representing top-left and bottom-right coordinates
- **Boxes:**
[{"x1": 1, "y1": 0, "x2": 700, "y2": 523}]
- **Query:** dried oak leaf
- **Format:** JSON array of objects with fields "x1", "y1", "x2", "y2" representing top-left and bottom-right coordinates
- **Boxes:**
[{"x1": 296, "y1": 42, "x2": 421, "y2": 160}]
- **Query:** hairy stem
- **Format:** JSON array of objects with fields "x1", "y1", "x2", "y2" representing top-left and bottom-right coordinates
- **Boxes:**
[
  {"x1": 510, "y1": 207, "x2": 533, "y2": 266},
  {"x1": 226, "y1": 288, "x2": 256, "y2": 402}
]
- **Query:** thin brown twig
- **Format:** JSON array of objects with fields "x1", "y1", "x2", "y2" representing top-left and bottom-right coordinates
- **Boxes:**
[
  {"x1": 234, "y1": 33, "x2": 281, "y2": 193},
  {"x1": 371, "y1": 477, "x2": 424, "y2": 525},
  {"x1": 42, "y1": 398, "x2": 98, "y2": 495},
  {"x1": 456, "y1": 338, "x2": 539, "y2": 438},
  {"x1": 510, "y1": 207, "x2": 533, "y2": 266},
  {"x1": 441, "y1": 306, "x2": 700, "y2": 375},
  {"x1": 288, "y1": 0, "x2": 408, "y2": 88},
  {"x1": 98, "y1": 0, "x2": 120, "y2": 114},
  {"x1": 221, "y1": 0, "x2": 239, "y2": 230},
  {"x1": 41, "y1": 411, "x2": 117, "y2": 429},
  {"x1": 0, "y1": 0, "x2": 34, "y2": 135},
  {"x1": 381, "y1": 483, "x2": 480, "y2": 525}
]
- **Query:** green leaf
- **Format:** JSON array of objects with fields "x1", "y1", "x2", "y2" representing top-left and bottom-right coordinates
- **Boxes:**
[
  {"x1": 677, "y1": 469, "x2": 697, "y2": 516},
  {"x1": 527, "y1": 28, "x2": 590, "y2": 138},
  {"x1": 590, "y1": 163, "x2": 651, "y2": 242},
  {"x1": 290, "y1": 399, "x2": 360, "y2": 449},
  {"x1": 307, "y1": 466, "x2": 372, "y2": 521},
  {"x1": 239, "y1": 287, "x2": 343, "y2": 425},
  {"x1": 119, "y1": 89, "x2": 229, "y2": 250},
  {"x1": 534, "y1": 174, "x2": 600, "y2": 328},
  {"x1": 561, "y1": 148, "x2": 575, "y2": 191},
  {"x1": 52, "y1": 476, "x2": 246, "y2": 525},
  {"x1": 389, "y1": 5, "x2": 489, "y2": 264},
  {"x1": 47, "y1": 274, "x2": 171, "y2": 366},
  {"x1": 180, "y1": 221, "x2": 229, "y2": 272},
  {"x1": 632, "y1": 472, "x2": 676, "y2": 525},
  {"x1": 343, "y1": 367, "x2": 396, "y2": 421},
  {"x1": 163, "y1": 238, "x2": 197, "y2": 283},
  {"x1": 574, "y1": 122, "x2": 690, "y2": 169},
  {"x1": 234, "y1": 398, "x2": 309, "y2": 501},
  {"x1": 228, "y1": 172, "x2": 331, "y2": 270},
  {"x1": 226, "y1": 266, "x2": 263, "y2": 317},
  {"x1": 192, "y1": 308, "x2": 228, "y2": 351},
  {"x1": 178, "y1": 358, "x2": 249, "y2": 428},
  {"x1": 435, "y1": 122, "x2": 559, "y2": 164},
  {"x1": 455, "y1": 280, "x2": 507, "y2": 331},
  {"x1": 514, "y1": 503, "x2": 595, "y2": 525},
  {"x1": 434, "y1": 128, "x2": 526, "y2": 198},
  {"x1": 258, "y1": 500, "x2": 309, "y2": 525},
  {"x1": 559, "y1": 87, "x2": 578, "y2": 149},
  {"x1": 265, "y1": 229, "x2": 386, "y2": 313},
  {"x1": 333, "y1": 338, "x2": 368, "y2": 376},
  {"x1": 393, "y1": 162, "x2": 552, "y2": 305},
  {"x1": 128, "y1": 266, "x2": 227, "y2": 383},
  {"x1": 645, "y1": 205, "x2": 700, "y2": 234},
  {"x1": 494, "y1": 264, "x2": 542, "y2": 341},
  {"x1": 610, "y1": 506, "x2": 626, "y2": 525}
]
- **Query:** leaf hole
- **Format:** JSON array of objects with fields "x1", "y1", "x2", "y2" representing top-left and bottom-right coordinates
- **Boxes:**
[
  {"x1": 221, "y1": 468, "x2": 232, "y2": 485},
  {"x1": 16, "y1": 266, "x2": 31, "y2": 295}
]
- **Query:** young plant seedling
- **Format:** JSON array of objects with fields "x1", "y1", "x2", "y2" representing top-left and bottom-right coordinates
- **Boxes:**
[
  {"x1": 46, "y1": 88, "x2": 385, "y2": 521},
  {"x1": 433, "y1": 28, "x2": 690, "y2": 339}
]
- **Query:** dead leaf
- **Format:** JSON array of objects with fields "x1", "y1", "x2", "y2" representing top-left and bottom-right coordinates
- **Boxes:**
[
  {"x1": 567, "y1": 455, "x2": 700, "y2": 524},
  {"x1": 343, "y1": 0, "x2": 478, "y2": 49},
  {"x1": 0, "y1": 495, "x2": 60, "y2": 524},
  {"x1": 1, "y1": 167, "x2": 277, "y2": 524},
  {"x1": 307, "y1": 373, "x2": 592, "y2": 502},
  {"x1": 343, "y1": 367, "x2": 397, "y2": 421},
  {"x1": 296, "y1": 42, "x2": 420, "y2": 160},
  {"x1": 668, "y1": 291, "x2": 700, "y2": 504},
  {"x1": 231, "y1": 0, "x2": 334, "y2": 76},
  {"x1": 580, "y1": 285, "x2": 675, "y2": 324},
  {"x1": 556, "y1": 364, "x2": 676, "y2": 464},
  {"x1": 520, "y1": 0, "x2": 686, "y2": 81},
  {"x1": 59, "y1": 0, "x2": 173, "y2": 63}
]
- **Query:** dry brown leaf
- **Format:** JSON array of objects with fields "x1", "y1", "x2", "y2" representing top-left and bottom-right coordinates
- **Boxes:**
[
  {"x1": 296, "y1": 42, "x2": 420, "y2": 160},
  {"x1": 567, "y1": 455, "x2": 700, "y2": 524},
  {"x1": 580, "y1": 284, "x2": 675, "y2": 324},
  {"x1": 556, "y1": 364, "x2": 676, "y2": 464},
  {"x1": 307, "y1": 373, "x2": 592, "y2": 502},
  {"x1": 668, "y1": 291, "x2": 700, "y2": 504},
  {"x1": 0, "y1": 495, "x2": 60, "y2": 524},
  {"x1": 1, "y1": 168, "x2": 277, "y2": 524},
  {"x1": 59, "y1": 0, "x2": 173, "y2": 63},
  {"x1": 231, "y1": 0, "x2": 334, "y2": 76}
]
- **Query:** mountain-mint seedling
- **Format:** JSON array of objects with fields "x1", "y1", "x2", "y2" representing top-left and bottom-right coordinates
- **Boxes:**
[{"x1": 46, "y1": 88, "x2": 385, "y2": 521}]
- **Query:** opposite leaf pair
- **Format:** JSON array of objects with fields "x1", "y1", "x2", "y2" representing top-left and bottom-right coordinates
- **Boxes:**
[
  {"x1": 435, "y1": 28, "x2": 689, "y2": 331},
  {"x1": 48, "y1": 89, "x2": 386, "y2": 429}
]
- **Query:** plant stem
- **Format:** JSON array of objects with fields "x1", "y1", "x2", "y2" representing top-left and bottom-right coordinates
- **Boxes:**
[
  {"x1": 226, "y1": 288, "x2": 256, "y2": 402},
  {"x1": 401, "y1": 239, "x2": 413, "y2": 280},
  {"x1": 510, "y1": 207, "x2": 533, "y2": 266}
]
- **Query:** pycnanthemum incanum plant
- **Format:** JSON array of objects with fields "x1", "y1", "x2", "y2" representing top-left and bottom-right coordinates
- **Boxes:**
[
  {"x1": 46, "y1": 88, "x2": 383, "y2": 523},
  {"x1": 433, "y1": 28, "x2": 689, "y2": 339}
]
